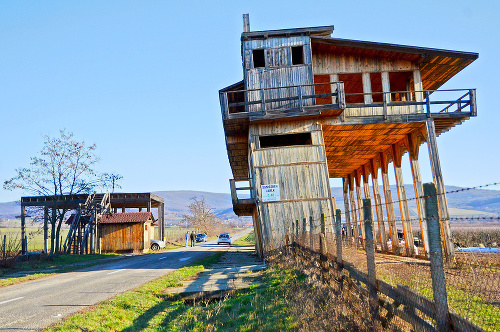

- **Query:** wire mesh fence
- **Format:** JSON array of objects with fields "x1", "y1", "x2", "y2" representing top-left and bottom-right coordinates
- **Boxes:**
[{"x1": 276, "y1": 181, "x2": 500, "y2": 331}]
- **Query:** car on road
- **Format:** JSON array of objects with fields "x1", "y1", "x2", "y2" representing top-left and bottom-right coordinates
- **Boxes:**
[
  {"x1": 150, "y1": 239, "x2": 166, "y2": 250},
  {"x1": 196, "y1": 233, "x2": 208, "y2": 242},
  {"x1": 217, "y1": 233, "x2": 231, "y2": 245}
]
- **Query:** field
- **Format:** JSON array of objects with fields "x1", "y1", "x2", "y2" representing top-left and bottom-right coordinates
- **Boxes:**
[{"x1": 0, "y1": 228, "x2": 69, "y2": 253}]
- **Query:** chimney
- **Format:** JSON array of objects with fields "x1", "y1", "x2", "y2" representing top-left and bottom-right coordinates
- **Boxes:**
[{"x1": 243, "y1": 14, "x2": 250, "y2": 33}]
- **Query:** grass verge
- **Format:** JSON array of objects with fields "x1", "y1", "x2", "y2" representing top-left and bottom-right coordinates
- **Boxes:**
[
  {"x1": 232, "y1": 231, "x2": 255, "y2": 247},
  {"x1": 44, "y1": 252, "x2": 225, "y2": 332},
  {"x1": 45, "y1": 252, "x2": 298, "y2": 332},
  {"x1": 0, "y1": 254, "x2": 120, "y2": 288}
]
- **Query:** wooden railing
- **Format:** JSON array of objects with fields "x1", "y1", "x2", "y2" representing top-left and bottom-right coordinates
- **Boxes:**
[
  {"x1": 229, "y1": 179, "x2": 255, "y2": 206},
  {"x1": 220, "y1": 81, "x2": 346, "y2": 120},
  {"x1": 344, "y1": 88, "x2": 477, "y2": 119}
]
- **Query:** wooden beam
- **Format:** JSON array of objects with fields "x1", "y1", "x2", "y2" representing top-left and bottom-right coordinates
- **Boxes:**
[
  {"x1": 408, "y1": 132, "x2": 429, "y2": 257},
  {"x1": 348, "y1": 174, "x2": 359, "y2": 248},
  {"x1": 343, "y1": 177, "x2": 352, "y2": 242},
  {"x1": 370, "y1": 158, "x2": 388, "y2": 252},
  {"x1": 425, "y1": 119, "x2": 454, "y2": 261},
  {"x1": 381, "y1": 151, "x2": 400, "y2": 254},
  {"x1": 392, "y1": 143, "x2": 414, "y2": 257},
  {"x1": 354, "y1": 169, "x2": 366, "y2": 247},
  {"x1": 362, "y1": 73, "x2": 373, "y2": 104}
]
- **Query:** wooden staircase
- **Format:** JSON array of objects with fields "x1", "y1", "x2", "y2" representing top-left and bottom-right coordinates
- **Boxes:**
[{"x1": 64, "y1": 193, "x2": 111, "y2": 254}]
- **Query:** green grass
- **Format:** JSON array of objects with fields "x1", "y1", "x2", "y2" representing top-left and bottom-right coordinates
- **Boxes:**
[
  {"x1": 0, "y1": 254, "x2": 120, "y2": 287},
  {"x1": 233, "y1": 231, "x2": 255, "y2": 247},
  {"x1": 0, "y1": 228, "x2": 70, "y2": 252},
  {"x1": 379, "y1": 271, "x2": 500, "y2": 331},
  {"x1": 45, "y1": 253, "x2": 297, "y2": 332}
]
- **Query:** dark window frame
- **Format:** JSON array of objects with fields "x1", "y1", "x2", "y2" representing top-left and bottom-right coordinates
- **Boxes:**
[{"x1": 259, "y1": 132, "x2": 312, "y2": 149}]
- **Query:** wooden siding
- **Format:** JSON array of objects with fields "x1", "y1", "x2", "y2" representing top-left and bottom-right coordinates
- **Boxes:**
[
  {"x1": 101, "y1": 222, "x2": 150, "y2": 253},
  {"x1": 243, "y1": 36, "x2": 314, "y2": 113},
  {"x1": 249, "y1": 120, "x2": 334, "y2": 251}
]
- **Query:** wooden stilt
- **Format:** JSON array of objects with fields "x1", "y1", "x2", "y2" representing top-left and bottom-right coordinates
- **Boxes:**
[
  {"x1": 348, "y1": 174, "x2": 359, "y2": 248},
  {"x1": 370, "y1": 158, "x2": 387, "y2": 252},
  {"x1": 342, "y1": 177, "x2": 352, "y2": 243},
  {"x1": 426, "y1": 119, "x2": 454, "y2": 261},
  {"x1": 408, "y1": 132, "x2": 429, "y2": 257},
  {"x1": 354, "y1": 169, "x2": 366, "y2": 247},
  {"x1": 381, "y1": 151, "x2": 400, "y2": 255},
  {"x1": 392, "y1": 143, "x2": 414, "y2": 256},
  {"x1": 362, "y1": 165, "x2": 375, "y2": 248}
]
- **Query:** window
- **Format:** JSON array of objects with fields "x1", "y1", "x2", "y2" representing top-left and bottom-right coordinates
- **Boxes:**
[
  {"x1": 291, "y1": 46, "x2": 304, "y2": 65},
  {"x1": 252, "y1": 49, "x2": 265, "y2": 68},
  {"x1": 259, "y1": 132, "x2": 312, "y2": 148},
  {"x1": 338, "y1": 73, "x2": 364, "y2": 104},
  {"x1": 389, "y1": 71, "x2": 413, "y2": 101},
  {"x1": 370, "y1": 73, "x2": 383, "y2": 103}
]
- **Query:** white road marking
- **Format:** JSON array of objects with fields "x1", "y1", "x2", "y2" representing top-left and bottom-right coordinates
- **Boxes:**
[
  {"x1": 0, "y1": 297, "x2": 24, "y2": 305},
  {"x1": 179, "y1": 257, "x2": 191, "y2": 262},
  {"x1": 107, "y1": 269, "x2": 126, "y2": 275},
  {"x1": 158, "y1": 257, "x2": 167, "y2": 260}
]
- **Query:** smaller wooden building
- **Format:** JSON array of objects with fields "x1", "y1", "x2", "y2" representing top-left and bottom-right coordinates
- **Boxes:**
[{"x1": 99, "y1": 212, "x2": 155, "y2": 253}]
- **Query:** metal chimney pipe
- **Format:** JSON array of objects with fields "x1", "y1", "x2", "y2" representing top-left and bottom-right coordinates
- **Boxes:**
[{"x1": 243, "y1": 14, "x2": 250, "y2": 32}]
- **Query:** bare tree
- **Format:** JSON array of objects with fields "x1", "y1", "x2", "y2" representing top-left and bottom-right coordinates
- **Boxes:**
[
  {"x1": 3, "y1": 130, "x2": 119, "y2": 255},
  {"x1": 182, "y1": 196, "x2": 222, "y2": 235}
]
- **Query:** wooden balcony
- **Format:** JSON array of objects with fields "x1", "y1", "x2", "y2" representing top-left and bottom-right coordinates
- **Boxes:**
[
  {"x1": 229, "y1": 179, "x2": 255, "y2": 217},
  {"x1": 342, "y1": 88, "x2": 477, "y2": 121},
  {"x1": 220, "y1": 81, "x2": 346, "y2": 122}
]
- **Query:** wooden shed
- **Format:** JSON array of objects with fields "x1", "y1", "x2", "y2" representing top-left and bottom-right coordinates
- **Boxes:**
[
  {"x1": 220, "y1": 15, "x2": 478, "y2": 259},
  {"x1": 99, "y1": 212, "x2": 155, "y2": 253}
]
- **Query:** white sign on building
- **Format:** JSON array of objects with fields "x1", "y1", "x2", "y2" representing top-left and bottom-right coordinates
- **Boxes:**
[{"x1": 261, "y1": 184, "x2": 280, "y2": 202}]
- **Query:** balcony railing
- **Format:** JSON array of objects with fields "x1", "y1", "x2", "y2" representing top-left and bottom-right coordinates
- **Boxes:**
[
  {"x1": 220, "y1": 81, "x2": 346, "y2": 120},
  {"x1": 229, "y1": 178, "x2": 255, "y2": 204},
  {"x1": 344, "y1": 88, "x2": 477, "y2": 119}
]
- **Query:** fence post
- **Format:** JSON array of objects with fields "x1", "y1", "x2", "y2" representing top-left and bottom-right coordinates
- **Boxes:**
[
  {"x1": 309, "y1": 216, "x2": 314, "y2": 250},
  {"x1": 363, "y1": 198, "x2": 379, "y2": 327},
  {"x1": 423, "y1": 183, "x2": 450, "y2": 332},
  {"x1": 2, "y1": 234, "x2": 6, "y2": 262},
  {"x1": 302, "y1": 218, "x2": 306, "y2": 247},
  {"x1": 320, "y1": 213, "x2": 326, "y2": 254},
  {"x1": 335, "y1": 209, "x2": 342, "y2": 266},
  {"x1": 295, "y1": 220, "x2": 299, "y2": 243}
]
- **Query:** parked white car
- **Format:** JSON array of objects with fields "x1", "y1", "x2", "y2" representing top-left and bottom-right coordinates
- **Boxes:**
[{"x1": 150, "y1": 239, "x2": 166, "y2": 250}]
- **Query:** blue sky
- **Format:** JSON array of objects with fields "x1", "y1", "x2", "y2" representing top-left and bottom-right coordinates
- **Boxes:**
[{"x1": 1, "y1": 0, "x2": 499, "y2": 202}]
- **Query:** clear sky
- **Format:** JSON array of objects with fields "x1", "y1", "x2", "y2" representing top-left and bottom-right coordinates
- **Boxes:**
[{"x1": 1, "y1": 0, "x2": 499, "y2": 202}]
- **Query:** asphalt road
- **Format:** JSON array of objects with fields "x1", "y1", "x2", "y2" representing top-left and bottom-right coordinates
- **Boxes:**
[{"x1": 0, "y1": 229, "x2": 252, "y2": 331}]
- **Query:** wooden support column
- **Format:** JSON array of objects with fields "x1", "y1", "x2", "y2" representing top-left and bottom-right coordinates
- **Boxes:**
[
  {"x1": 43, "y1": 207, "x2": 49, "y2": 254},
  {"x1": 381, "y1": 152, "x2": 399, "y2": 254},
  {"x1": 354, "y1": 169, "x2": 365, "y2": 246},
  {"x1": 330, "y1": 74, "x2": 339, "y2": 104},
  {"x1": 147, "y1": 201, "x2": 151, "y2": 212},
  {"x1": 362, "y1": 73, "x2": 373, "y2": 104},
  {"x1": 348, "y1": 174, "x2": 359, "y2": 248},
  {"x1": 392, "y1": 143, "x2": 414, "y2": 256},
  {"x1": 21, "y1": 205, "x2": 26, "y2": 255},
  {"x1": 342, "y1": 177, "x2": 352, "y2": 242},
  {"x1": 426, "y1": 119, "x2": 454, "y2": 261},
  {"x1": 121, "y1": 207, "x2": 125, "y2": 213},
  {"x1": 159, "y1": 202, "x2": 165, "y2": 241},
  {"x1": 138, "y1": 208, "x2": 142, "y2": 212},
  {"x1": 362, "y1": 165, "x2": 374, "y2": 247},
  {"x1": 113, "y1": 207, "x2": 117, "y2": 213},
  {"x1": 370, "y1": 159, "x2": 387, "y2": 252},
  {"x1": 413, "y1": 70, "x2": 424, "y2": 103},
  {"x1": 408, "y1": 132, "x2": 429, "y2": 257}
]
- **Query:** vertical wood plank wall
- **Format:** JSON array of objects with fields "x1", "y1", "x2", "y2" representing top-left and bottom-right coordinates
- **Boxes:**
[{"x1": 249, "y1": 120, "x2": 334, "y2": 251}]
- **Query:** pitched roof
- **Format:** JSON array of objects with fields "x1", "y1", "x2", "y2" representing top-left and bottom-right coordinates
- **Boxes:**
[{"x1": 99, "y1": 212, "x2": 154, "y2": 224}]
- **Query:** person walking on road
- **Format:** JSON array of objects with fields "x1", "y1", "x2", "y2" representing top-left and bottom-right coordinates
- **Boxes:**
[
  {"x1": 190, "y1": 231, "x2": 196, "y2": 247},
  {"x1": 185, "y1": 231, "x2": 189, "y2": 247}
]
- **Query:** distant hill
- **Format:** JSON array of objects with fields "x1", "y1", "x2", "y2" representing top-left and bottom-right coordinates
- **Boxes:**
[{"x1": 1, "y1": 186, "x2": 499, "y2": 224}]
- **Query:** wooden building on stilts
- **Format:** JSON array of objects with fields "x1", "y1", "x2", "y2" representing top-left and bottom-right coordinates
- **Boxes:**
[{"x1": 220, "y1": 15, "x2": 478, "y2": 260}]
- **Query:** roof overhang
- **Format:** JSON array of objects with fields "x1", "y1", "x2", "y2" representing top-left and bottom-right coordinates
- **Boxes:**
[
  {"x1": 242, "y1": 25, "x2": 334, "y2": 40},
  {"x1": 311, "y1": 37, "x2": 478, "y2": 91}
]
